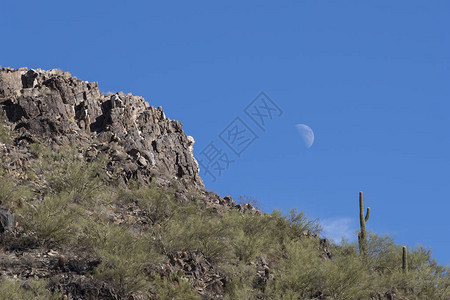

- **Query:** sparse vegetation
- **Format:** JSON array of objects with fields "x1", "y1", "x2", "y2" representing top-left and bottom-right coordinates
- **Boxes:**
[
  {"x1": 0, "y1": 144, "x2": 448, "y2": 299},
  {"x1": 0, "y1": 168, "x2": 30, "y2": 209},
  {"x1": 32, "y1": 144, "x2": 107, "y2": 204},
  {"x1": 90, "y1": 223, "x2": 163, "y2": 297},
  {"x1": 0, "y1": 278, "x2": 62, "y2": 300},
  {"x1": 19, "y1": 192, "x2": 83, "y2": 247},
  {"x1": 0, "y1": 116, "x2": 12, "y2": 144}
]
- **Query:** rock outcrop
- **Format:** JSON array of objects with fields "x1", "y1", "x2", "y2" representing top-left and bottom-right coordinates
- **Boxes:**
[{"x1": 0, "y1": 67, "x2": 203, "y2": 188}]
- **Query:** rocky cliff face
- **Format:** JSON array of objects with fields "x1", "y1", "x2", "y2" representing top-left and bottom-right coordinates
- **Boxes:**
[{"x1": 0, "y1": 67, "x2": 203, "y2": 188}]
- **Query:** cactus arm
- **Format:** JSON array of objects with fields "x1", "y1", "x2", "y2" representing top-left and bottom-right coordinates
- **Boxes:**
[{"x1": 365, "y1": 207, "x2": 370, "y2": 222}]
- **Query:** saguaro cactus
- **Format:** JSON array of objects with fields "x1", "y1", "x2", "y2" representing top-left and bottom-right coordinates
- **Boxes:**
[
  {"x1": 358, "y1": 191, "x2": 370, "y2": 256},
  {"x1": 402, "y1": 246, "x2": 408, "y2": 273}
]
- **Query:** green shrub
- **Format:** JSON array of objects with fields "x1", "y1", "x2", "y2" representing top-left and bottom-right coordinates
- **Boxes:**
[
  {"x1": 266, "y1": 239, "x2": 372, "y2": 300},
  {"x1": 117, "y1": 184, "x2": 177, "y2": 225},
  {"x1": 319, "y1": 247, "x2": 373, "y2": 299},
  {"x1": 265, "y1": 239, "x2": 323, "y2": 299},
  {"x1": 152, "y1": 274, "x2": 201, "y2": 300},
  {"x1": 375, "y1": 245, "x2": 450, "y2": 299},
  {"x1": 267, "y1": 209, "x2": 320, "y2": 245},
  {"x1": 224, "y1": 210, "x2": 269, "y2": 263},
  {"x1": 0, "y1": 117, "x2": 12, "y2": 144},
  {"x1": 28, "y1": 142, "x2": 47, "y2": 159},
  {"x1": 348, "y1": 232, "x2": 450, "y2": 299},
  {"x1": 32, "y1": 145, "x2": 106, "y2": 204},
  {"x1": 221, "y1": 263, "x2": 260, "y2": 300},
  {"x1": 0, "y1": 278, "x2": 63, "y2": 300},
  {"x1": 89, "y1": 222, "x2": 163, "y2": 298},
  {"x1": 0, "y1": 169, "x2": 31, "y2": 209},
  {"x1": 160, "y1": 204, "x2": 233, "y2": 262},
  {"x1": 19, "y1": 193, "x2": 82, "y2": 247},
  {"x1": 366, "y1": 232, "x2": 402, "y2": 273}
]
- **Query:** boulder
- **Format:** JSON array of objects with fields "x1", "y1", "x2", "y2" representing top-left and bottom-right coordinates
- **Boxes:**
[{"x1": 0, "y1": 209, "x2": 14, "y2": 232}]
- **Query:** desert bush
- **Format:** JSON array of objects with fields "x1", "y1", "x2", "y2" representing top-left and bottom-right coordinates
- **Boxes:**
[
  {"x1": 266, "y1": 239, "x2": 372, "y2": 300},
  {"x1": 28, "y1": 142, "x2": 46, "y2": 159},
  {"x1": 116, "y1": 183, "x2": 177, "y2": 225},
  {"x1": 89, "y1": 222, "x2": 163, "y2": 298},
  {"x1": 267, "y1": 209, "x2": 320, "y2": 245},
  {"x1": 406, "y1": 261, "x2": 450, "y2": 299},
  {"x1": 224, "y1": 210, "x2": 270, "y2": 263},
  {"x1": 346, "y1": 232, "x2": 450, "y2": 299},
  {"x1": 32, "y1": 145, "x2": 106, "y2": 204},
  {"x1": 366, "y1": 232, "x2": 402, "y2": 273},
  {"x1": 319, "y1": 247, "x2": 373, "y2": 299},
  {"x1": 265, "y1": 238, "x2": 323, "y2": 299},
  {"x1": 19, "y1": 193, "x2": 83, "y2": 247},
  {"x1": 284, "y1": 208, "x2": 321, "y2": 238},
  {"x1": 160, "y1": 204, "x2": 233, "y2": 262},
  {"x1": 0, "y1": 116, "x2": 12, "y2": 144},
  {"x1": 152, "y1": 274, "x2": 201, "y2": 300},
  {"x1": 408, "y1": 245, "x2": 436, "y2": 271},
  {"x1": 0, "y1": 278, "x2": 63, "y2": 300},
  {"x1": 223, "y1": 281, "x2": 258, "y2": 300},
  {"x1": 161, "y1": 204, "x2": 321, "y2": 265},
  {"x1": 0, "y1": 169, "x2": 31, "y2": 209},
  {"x1": 374, "y1": 244, "x2": 450, "y2": 299},
  {"x1": 220, "y1": 262, "x2": 261, "y2": 300},
  {"x1": 192, "y1": 214, "x2": 233, "y2": 262}
]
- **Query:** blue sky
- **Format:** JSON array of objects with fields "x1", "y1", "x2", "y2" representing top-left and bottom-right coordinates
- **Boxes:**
[{"x1": 1, "y1": 1, "x2": 449, "y2": 265}]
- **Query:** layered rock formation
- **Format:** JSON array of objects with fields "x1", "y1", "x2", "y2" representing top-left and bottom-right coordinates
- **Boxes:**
[{"x1": 0, "y1": 67, "x2": 203, "y2": 188}]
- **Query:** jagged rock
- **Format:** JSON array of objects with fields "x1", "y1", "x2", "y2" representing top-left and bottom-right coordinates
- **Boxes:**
[
  {"x1": 0, "y1": 209, "x2": 14, "y2": 232},
  {"x1": 254, "y1": 254, "x2": 273, "y2": 290},
  {"x1": 223, "y1": 195, "x2": 235, "y2": 206},
  {"x1": 164, "y1": 251, "x2": 225, "y2": 298},
  {"x1": 320, "y1": 238, "x2": 333, "y2": 259},
  {"x1": 0, "y1": 67, "x2": 203, "y2": 188}
]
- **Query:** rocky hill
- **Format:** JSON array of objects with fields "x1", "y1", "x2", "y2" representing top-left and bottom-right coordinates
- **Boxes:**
[
  {"x1": 0, "y1": 67, "x2": 203, "y2": 188},
  {"x1": 0, "y1": 67, "x2": 236, "y2": 206},
  {"x1": 0, "y1": 68, "x2": 448, "y2": 300}
]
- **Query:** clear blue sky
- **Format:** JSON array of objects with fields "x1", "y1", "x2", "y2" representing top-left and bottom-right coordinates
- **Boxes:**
[{"x1": 2, "y1": 1, "x2": 449, "y2": 265}]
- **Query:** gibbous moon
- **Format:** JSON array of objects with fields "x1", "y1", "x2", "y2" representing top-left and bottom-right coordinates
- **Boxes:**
[{"x1": 296, "y1": 124, "x2": 314, "y2": 148}]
